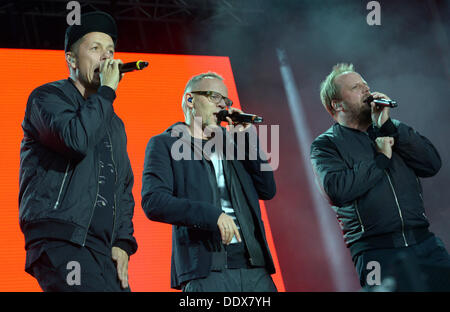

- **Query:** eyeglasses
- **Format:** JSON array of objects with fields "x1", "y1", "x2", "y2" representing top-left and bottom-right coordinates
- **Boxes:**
[{"x1": 191, "y1": 91, "x2": 233, "y2": 107}]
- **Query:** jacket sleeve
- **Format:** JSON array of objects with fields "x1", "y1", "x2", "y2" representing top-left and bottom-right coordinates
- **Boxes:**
[
  {"x1": 310, "y1": 136, "x2": 389, "y2": 206},
  {"x1": 113, "y1": 153, "x2": 138, "y2": 256},
  {"x1": 141, "y1": 135, "x2": 222, "y2": 231},
  {"x1": 26, "y1": 84, "x2": 116, "y2": 161},
  {"x1": 236, "y1": 126, "x2": 276, "y2": 200},
  {"x1": 378, "y1": 119, "x2": 441, "y2": 177}
]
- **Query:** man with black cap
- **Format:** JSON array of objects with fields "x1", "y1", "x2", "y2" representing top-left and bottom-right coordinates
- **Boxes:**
[{"x1": 19, "y1": 11, "x2": 137, "y2": 291}]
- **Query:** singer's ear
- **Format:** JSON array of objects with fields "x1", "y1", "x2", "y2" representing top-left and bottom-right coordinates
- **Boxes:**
[
  {"x1": 65, "y1": 52, "x2": 77, "y2": 69},
  {"x1": 184, "y1": 93, "x2": 194, "y2": 108},
  {"x1": 331, "y1": 99, "x2": 343, "y2": 112}
]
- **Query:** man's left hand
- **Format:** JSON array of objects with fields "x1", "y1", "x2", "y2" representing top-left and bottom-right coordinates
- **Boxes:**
[
  {"x1": 370, "y1": 92, "x2": 391, "y2": 128},
  {"x1": 225, "y1": 107, "x2": 252, "y2": 132},
  {"x1": 112, "y1": 246, "x2": 129, "y2": 289}
]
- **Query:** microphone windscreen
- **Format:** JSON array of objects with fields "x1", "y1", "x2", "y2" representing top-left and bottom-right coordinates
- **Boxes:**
[
  {"x1": 216, "y1": 110, "x2": 229, "y2": 122},
  {"x1": 364, "y1": 95, "x2": 374, "y2": 104}
]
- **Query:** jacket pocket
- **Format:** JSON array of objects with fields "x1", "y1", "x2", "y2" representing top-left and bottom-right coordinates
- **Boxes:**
[{"x1": 34, "y1": 159, "x2": 71, "y2": 211}]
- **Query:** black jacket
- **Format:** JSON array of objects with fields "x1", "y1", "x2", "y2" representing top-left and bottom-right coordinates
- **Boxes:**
[
  {"x1": 310, "y1": 119, "x2": 441, "y2": 258},
  {"x1": 141, "y1": 122, "x2": 276, "y2": 289},
  {"x1": 19, "y1": 79, "x2": 137, "y2": 256}
]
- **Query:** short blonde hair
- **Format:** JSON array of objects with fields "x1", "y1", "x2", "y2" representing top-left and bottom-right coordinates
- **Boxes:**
[
  {"x1": 182, "y1": 72, "x2": 224, "y2": 123},
  {"x1": 320, "y1": 63, "x2": 355, "y2": 115}
]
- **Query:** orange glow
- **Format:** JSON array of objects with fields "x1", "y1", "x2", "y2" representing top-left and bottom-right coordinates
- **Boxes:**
[{"x1": 0, "y1": 48, "x2": 285, "y2": 292}]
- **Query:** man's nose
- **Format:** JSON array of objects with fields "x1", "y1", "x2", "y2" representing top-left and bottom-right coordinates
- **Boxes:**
[
  {"x1": 217, "y1": 100, "x2": 227, "y2": 109},
  {"x1": 100, "y1": 50, "x2": 113, "y2": 61}
]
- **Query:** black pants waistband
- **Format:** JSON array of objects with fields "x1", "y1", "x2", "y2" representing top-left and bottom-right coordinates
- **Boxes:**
[{"x1": 350, "y1": 227, "x2": 433, "y2": 260}]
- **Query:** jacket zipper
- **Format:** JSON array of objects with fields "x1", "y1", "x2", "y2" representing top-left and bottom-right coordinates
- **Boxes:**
[
  {"x1": 416, "y1": 177, "x2": 423, "y2": 201},
  {"x1": 416, "y1": 177, "x2": 427, "y2": 220},
  {"x1": 53, "y1": 162, "x2": 70, "y2": 209},
  {"x1": 385, "y1": 171, "x2": 408, "y2": 247},
  {"x1": 354, "y1": 200, "x2": 365, "y2": 233}
]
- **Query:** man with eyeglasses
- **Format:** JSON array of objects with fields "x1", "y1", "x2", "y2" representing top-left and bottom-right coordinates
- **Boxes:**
[{"x1": 141, "y1": 72, "x2": 277, "y2": 292}]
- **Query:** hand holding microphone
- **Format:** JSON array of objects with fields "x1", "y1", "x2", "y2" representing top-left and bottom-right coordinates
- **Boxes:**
[
  {"x1": 365, "y1": 92, "x2": 395, "y2": 128},
  {"x1": 100, "y1": 60, "x2": 149, "y2": 91},
  {"x1": 100, "y1": 59, "x2": 123, "y2": 91},
  {"x1": 364, "y1": 95, "x2": 397, "y2": 108},
  {"x1": 216, "y1": 108, "x2": 263, "y2": 128},
  {"x1": 220, "y1": 108, "x2": 252, "y2": 132}
]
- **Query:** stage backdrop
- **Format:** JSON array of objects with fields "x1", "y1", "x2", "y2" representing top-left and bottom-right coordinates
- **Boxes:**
[{"x1": 0, "y1": 48, "x2": 285, "y2": 292}]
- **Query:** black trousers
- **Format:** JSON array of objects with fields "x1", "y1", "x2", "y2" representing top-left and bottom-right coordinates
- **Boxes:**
[
  {"x1": 182, "y1": 268, "x2": 277, "y2": 292},
  {"x1": 30, "y1": 241, "x2": 130, "y2": 292},
  {"x1": 355, "y1": 235, "x2": 450, "y2": 291}
]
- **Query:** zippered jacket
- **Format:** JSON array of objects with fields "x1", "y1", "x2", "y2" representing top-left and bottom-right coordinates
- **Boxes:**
[
  {"x1": 19, "y1": 79, "x2": 138, "y2": 256},
  {"x1": 310, "y1": 119, "x2": 441, "y2": 258}
]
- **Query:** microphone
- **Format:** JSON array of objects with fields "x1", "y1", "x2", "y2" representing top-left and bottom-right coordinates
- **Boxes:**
[
  {"x1": 216, "y1": 109, "x2": 263, "y2": 124},
  {"x1": 119, "y1": 60, "x2": 149, "y2": 73},
  {"x1": 364, "y1": 95, "x2": 398, "y2": 108}
]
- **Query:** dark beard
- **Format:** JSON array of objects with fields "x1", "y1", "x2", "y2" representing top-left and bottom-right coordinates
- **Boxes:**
[
  {"x1": 349, "y1": 103, "x2": 372, "y2": 127},
  {"x1": 82, "y1": 81, "x2": 101, "y2": 96},
  {"x1": 87, "y1": 76, "x2": 101, "y2": 89},
  {"x1": 78, "y1": 71, "x2": 101, "y2": 90}
]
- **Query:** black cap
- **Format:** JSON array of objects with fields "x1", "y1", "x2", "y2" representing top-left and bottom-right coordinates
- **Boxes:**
[{"x1": 64, "y1": 11, "x2": 117, "y2": 52}]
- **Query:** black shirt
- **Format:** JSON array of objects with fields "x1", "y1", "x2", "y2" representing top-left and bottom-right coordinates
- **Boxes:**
[{"x1": 85, "y1": 133, "x2": 116, "y2": 255}]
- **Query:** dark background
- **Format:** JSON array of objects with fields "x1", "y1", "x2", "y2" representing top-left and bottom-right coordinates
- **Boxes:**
[{"x1": 2, "y1": 0, "x2": 449, "y2": 291}]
